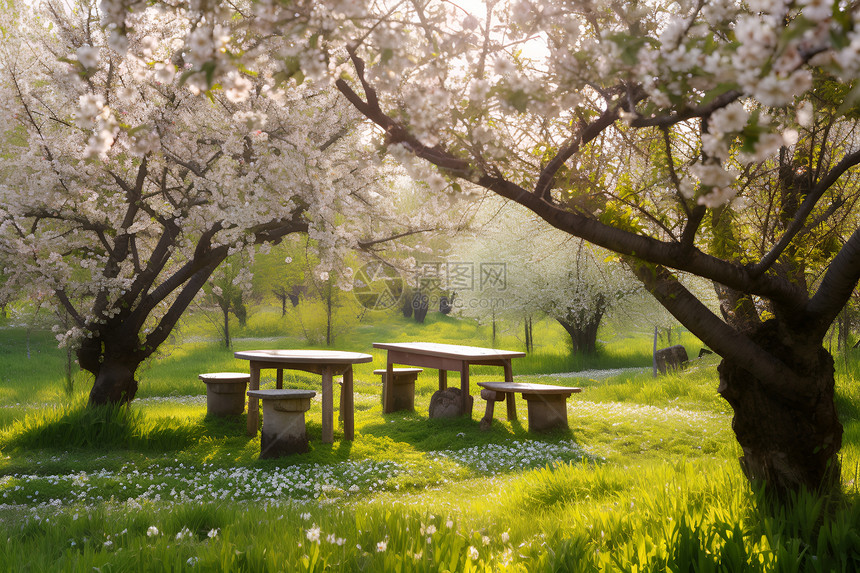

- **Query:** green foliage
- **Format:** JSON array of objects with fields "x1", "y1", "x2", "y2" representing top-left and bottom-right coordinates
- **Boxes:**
[
  {"x1": 3, "y1": 401, "x2": 201, "y2": 451},
  {"x1": 1, "y1": 320, "x2": 860, "y2": 570}
]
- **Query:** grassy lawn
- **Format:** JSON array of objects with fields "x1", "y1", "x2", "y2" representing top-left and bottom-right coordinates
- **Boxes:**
[{"x1": 1, "y1": 311, "x2": 859, "y2": 571}]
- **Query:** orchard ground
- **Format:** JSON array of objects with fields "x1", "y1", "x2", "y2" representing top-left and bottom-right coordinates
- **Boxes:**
[{"x1": 2, "y1": 307, "x2": 860, "y2": 571}]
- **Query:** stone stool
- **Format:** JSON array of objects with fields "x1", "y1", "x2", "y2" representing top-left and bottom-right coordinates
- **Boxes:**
[
  {"x1": 375, "y1": 368, "x2": 422, "y2": 413},
  {"x1": 247, "y1": 389, "x2": 316, "y2": 458},
  {"x1": 200, "y1": 372, "x2": 250, "y2": 416},
  {"x1": 477, "y1": 382, "x2": 582, "y2": 432}
]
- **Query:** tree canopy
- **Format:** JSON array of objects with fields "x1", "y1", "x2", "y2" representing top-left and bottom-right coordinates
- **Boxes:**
[{"x1": 0, "y1": 0, "x2": 445, "y2": 404}]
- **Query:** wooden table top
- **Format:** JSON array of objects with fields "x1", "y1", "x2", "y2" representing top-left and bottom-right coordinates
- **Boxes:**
[
  {"x1": 373, "y1": 342, "x2": 526, "y2": 360},
  {"x1": 234, "y1": 349, "x2": 373, "y2": 364},
  {"x1": 478, "y1": 381, "x2": 582, "y2": 395}
]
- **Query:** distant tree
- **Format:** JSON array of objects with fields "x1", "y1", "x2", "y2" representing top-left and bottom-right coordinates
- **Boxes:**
[
  {"x1": 460, "y1": 202, "x2": 641, "y2": 354},
  {"x1": 205, "y1": 255, "x2": 251, "y2": 348}
]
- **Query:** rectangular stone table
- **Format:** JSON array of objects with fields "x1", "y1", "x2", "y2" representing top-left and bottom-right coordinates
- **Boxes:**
[
  {"x1": 234, "y1": 349, "x2": 373, "y2": 443},
  {"x1": 372, "y1": 342, "x2": 525, "y2": 417}
]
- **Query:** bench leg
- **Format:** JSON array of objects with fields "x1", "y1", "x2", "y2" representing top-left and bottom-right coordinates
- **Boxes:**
[
  {"x1": 505, "y1": 393, "x2": 517, "y2": 421},
  {"x1": 479, "y1": 389, "x2": 504, "y2": 431},
  {"x1": 480, "y1": 396, "x2": 496, "y2": 431},
  {"x1": 523, "y1": 393, "x2": 569, "y2": 432}
]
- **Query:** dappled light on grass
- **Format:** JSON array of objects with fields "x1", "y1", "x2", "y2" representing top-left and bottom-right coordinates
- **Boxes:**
[{"x1": 3, "y1": 323, "x2": 860, "y2": 570}]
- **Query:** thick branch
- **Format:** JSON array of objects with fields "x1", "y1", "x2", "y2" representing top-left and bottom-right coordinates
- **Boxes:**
[
  {"x1": 631, "y1": 262, "x2": 810, "y2": 403},
  {"x1": 806, "y1": 227, "x2": 860, "y2": 338},
  {"x1": 477, "y1": 174, "x2": 807, "y2": 308},
  {"x1": 136, "y1": 215, "x2": 309, "y2": 359},
  {"x1": 336, "y1": 55, "x2": 472, "y2": 175},
  {"x1": 336, "y1": 58, "x2": 807, "y2": 309},
  {"x1": 138, "y1": 257, "x2": 222, "y2": 360},
  {"x1": 533, "y1": 102, "x2": 627, "y2": 201},
  {"x1": 54, "y1": 289, "x2": 85, "y2": 327}
]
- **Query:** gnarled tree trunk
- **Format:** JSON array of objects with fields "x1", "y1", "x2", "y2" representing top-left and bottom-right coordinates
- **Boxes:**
[
  {"x1": 88, "y1": 358, "x2": 140, "y2": 406},
  {"x1": 717, "y1": 320, "x2": 842, "y2": 497},
  {"x1": 558, "y1": 312, "x2": 603, "y2": 354}
]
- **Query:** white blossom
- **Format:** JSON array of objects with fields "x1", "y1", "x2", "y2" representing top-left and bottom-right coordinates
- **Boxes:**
[{"x1": 76, "y1": 45, "x2": 100, "y2": 68}]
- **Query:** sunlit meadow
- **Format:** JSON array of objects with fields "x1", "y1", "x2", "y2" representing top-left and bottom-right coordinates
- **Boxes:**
[{"x1": 2, "y1": 307, "x2": 860, "y2": 571}]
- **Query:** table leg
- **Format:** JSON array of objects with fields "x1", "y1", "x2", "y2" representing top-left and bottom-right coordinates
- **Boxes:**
[
  {"x1": 343, "y1": 367, "x2": 354, "y2": 440},
  {"x1": 460, "y1": 363, "x2": 470, "y2": 417},
  {"x1": 503, "y1": 360, "x2": 517, "y2": 420},
  {"x1": 438, "y1": 369, "x2": 447, "y2": 390},
  {"x1": 322, "y1": 366, "x2": 334, "y2": 444},
  {"x1": 276, "y1": 368, "x2": 283, "y2": 390},
  {"x1": 385, "y1": 361, "x2": 394, "y2": 414},
  {"x1": 247, "y1": 363, "x2": 261, "y2": 436}
]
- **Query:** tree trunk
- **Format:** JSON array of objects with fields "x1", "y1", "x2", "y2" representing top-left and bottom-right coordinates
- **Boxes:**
[
  {"x1": 524, "y1": 316, "x2": 533, "y2": 352},
  {"x1": 325, "y1": 286, "x2": 333, "y2": 346},
  {"x1": 491, "y1": 310, "x2": 497, "y2": 347},
  {"x1": 558, "y1": 310, "x2": 603, "y2": 354},
  {"x1": 88, "y1": 358, "x2": 139, "y2": 406},
  {"x1": 412, "y1": 292, "x2": 429, "y2": 323},
  {"x1": 222, "y1": 304, "x2": 231, "y2": 348},
  {"x1": 717, "y1": 319, "x2": 842, "y2": 498}
]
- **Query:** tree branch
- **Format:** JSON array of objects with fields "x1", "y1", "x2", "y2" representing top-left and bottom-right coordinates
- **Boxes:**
[
  {"x1": 750, "y1": 149, "x2": 860, "y2": 277},
  {"x1": 533, "y1": 100, "x2": 630, "y2": 201},
  {"x1": 54, "y1": 289, "x2": 85, "y2": 327},
  {"x1": 630, "y1": 262, "x2": 811, "y2": 403},
  {"x1": 336, "y1": 56, "x2": 808, "y2": 311},
  {"x1": 806, "y1": 226, "x2": 860, "y2": 338},
  {"x1": 357, "y1": 227, "x2": 435, "y2": 249},
  {"x1": 628, "y1": 90, "x2": 742, "y2": 129}
]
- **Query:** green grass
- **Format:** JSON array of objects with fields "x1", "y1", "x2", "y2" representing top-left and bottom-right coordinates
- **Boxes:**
[{"x1": 2, "y1": 310, "x2": 860, "y2": 571}]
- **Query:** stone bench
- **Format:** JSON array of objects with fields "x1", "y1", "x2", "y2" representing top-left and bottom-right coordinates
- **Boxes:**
[
  {"x1": 375, "y1": 367, "x2": 422, "y2": 413},
  {"x1": 477, "y1": 381, "x2": 582, "y2": 432},
  {"x1": 199, "y1": 372, "x2": 251, "y2": 417},
  {"x1": 246, "y1": 389, "x2": 316, "y2": 458}
]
